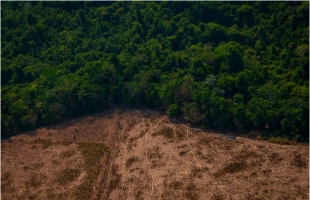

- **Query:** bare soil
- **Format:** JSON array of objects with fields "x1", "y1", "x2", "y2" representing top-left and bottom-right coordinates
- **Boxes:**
[{"x1": 1, "y1": 109, "x2": 309, "y2": 200}]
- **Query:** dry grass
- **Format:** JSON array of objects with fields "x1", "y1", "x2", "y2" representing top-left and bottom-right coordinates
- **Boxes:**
[
  {"x1": 211, "y1": 194, "x2": 225, "y2": 200},
  {"x1": 1, "y1": 109, "x2": 309, "y2": 200},
  {"x1": 61, "y1": 141, "x2": 73, "y2": 146},
  {"x1": 191, "y1": 166, "x2": 207, "y2": 178},
  {"x1": 1, "y1": 172, "x2": 14, "y2": 194},
  {"x1": 52, "y1": 160, "x2": 61, "y2": 165},
  {"x1": 127, "y1": 131, "x2": 146, "y2": 151},
  {"x1": 235, "y1": 146, "x2": 258, "y2": 160},
  {"x1": 152, "y1": 126, "x2": 174, "y2": 139},
  {"x1": 1, "y1": 172, "x2": 11, "y2": 181},
  {"x1": 23, "y1": 162, "x2": 44, "y2": 171},
  {"x1": 31, "y1": 145, "x2": 38, "y2": 149},
  {"x1": 292, "y1": 153, "x2": 307, "y2": 169},
  {"x1": 57, "y1": 168, "x2": 81, "y2": 185},
  {"x1": 60, "y1": 150, "x2": 76, "y2": 158},
  {"x1": 54, "y1": 140, "x2": 73, "y2": 146},
  {"x1": 175, "y1": 127, "x2": 186, "y2": 139},
  {"x1": 1, "y1": 182, "x2": 15, "y2": 194},
  {"x1": 185, "y1": 182, "x2": 199, "y2": 200},
  {"x1": 108, "y1": 165, "x2": 122, "y2": 195},
  {"x1": 126, "y1": 156, "x2": 138, "y2": 168},
  {"x1": 25, "y1": 173, "x2": 47, "y2": 188},
  {"x1": 179, "y1": 150, "x2": 188, "y2": 156},
  {"x1": 147, "y1": 146, "x2": 163, "y2": 159},
  {"x1": 215, "y1": 160, "x2": 248, "y2": 177},
  {"x1": 199, "y1": 137, "x2": 211, "y2": 146},
  {"x1": 169, "y1": 180, "x2": 183, "y2": 190},
  {"x1": 268, "y1": 153, "x2": 282, "y2": 164},
  {"x1": 30, "y1": 138, "x2": 53, "y2": 149},
  {"x1": 74, "y1": 142, "x2": 109, "y2": 200}
]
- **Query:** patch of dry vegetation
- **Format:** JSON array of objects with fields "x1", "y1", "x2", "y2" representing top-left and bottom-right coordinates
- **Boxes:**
[
  {"x1": 31, "y1": 145, "x2": 38, "y2": 149},
  {"x1": 23, "y1": 162, "x2": 44, "y2": 171},
  {"x1": 107, "y1": 165, "x2": 122, "y2": 198},
  {"x1": 1, "y1": 110, "x2": 308, "y2": 200},
  {"x1": 25, "y1": 173, "x2": 47, "y2": 188},
  {"x1": 57, "y1": 168, "x2": 81, "y2": 185},
  {"x1": 235, "y1": 146, "x2": 259, "y2": 160},
  {"x1": 54, "y1": 140, "x2": 73, "y2": 146},
  {"x1": 1, "y1": 172, "x2": 14, "y2": 194},
  {"x1": 199, "y1": 137, "x2": 211, "y2": 146},
  {"x1": 60, "y1": 150, "x2": 76, "y2": 158},
  {"x1": 1, "y1": 171, "x2": 11, "y2": 182},
  {"x1": 175, "y1": 127, "x2": 186, "y2": 139},
  {"x1": 147, "y1": 146, "x2": 163, "y2": 159},
  {"x1": 185, "y1": 182, "x2": 199, "y2": 200},
  {"x1": 146, "y1": 146, "x2": 166, "y2": 168},
  {"x1": 191, "y1": 166, "x2": 208, "y2": 178},
  {"x1": 52, "y1": 160, "x2": 61, "y2": 166},
  {"x1": 61, "y1": 141, "x2": 73, "y2": 146},
  {"x1": 268, "y1": 137, "x2": 296, "y2": 145},
  {"x1": 126, "y1": 156, "x2": 139, "y2": 168},
  {"x1": 179, "y1": 150, "x2": 188, "y2": 156},
  {"x1": 292, "y1": 153, "x2": 307, "y2": 169},
  {"x1": 74, "y1": 142, "x2": 109, "y2": 200},
  {"x1": 128, "y1": 119, "x2": 138, "y2": 129},
  {"x1": 152, "y1": 126, "x2": 174, "y2": 139},
  {"x1": 1, "y1": 182, "x2": 15, "y2": 194},
  {"x1": 169, "y1": 180, "x2": 183, "y2": 190},
  {"x1": 127, "y1": 131, "x2": 146, "y2": 151},
  {"x1": 30, "y1": 138, "x2": 53, "y2": 149},
  {"x1": 215, "y1": 160, "x2": 248, "y2": 177},
  {"x1": 211, "y1": 194, "x2": 225, "y2": 200},
  {"x1": 18, "y1": 191, "x2": 40, "y2": 200},
  {"x1": 268, "y1": 153, "x2": 282, "y2": 164}
]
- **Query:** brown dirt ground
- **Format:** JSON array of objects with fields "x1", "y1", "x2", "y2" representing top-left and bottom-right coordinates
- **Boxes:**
[{"x1": 1, "y1": 109, "x2": 309, "y2": 200}]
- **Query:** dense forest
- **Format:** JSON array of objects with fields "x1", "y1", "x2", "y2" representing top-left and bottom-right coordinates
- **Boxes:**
[{"x1": 1, "y1": 2, "x2": 309, "y2": 141}]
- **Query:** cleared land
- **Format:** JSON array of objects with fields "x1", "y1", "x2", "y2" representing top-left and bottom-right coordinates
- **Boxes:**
[{"x1": 1, "y1": 109, "x2": 309, "y2": 200}]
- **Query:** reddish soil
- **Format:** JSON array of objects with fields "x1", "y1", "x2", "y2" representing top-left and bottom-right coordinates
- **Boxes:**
[{"x1": 1, "y1": 109, "x2": 309, "y2": 200}]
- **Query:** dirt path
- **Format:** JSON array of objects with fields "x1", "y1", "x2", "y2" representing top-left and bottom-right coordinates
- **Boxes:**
[{"x1": 1, "y1": 109, "x2": 309, "y2": 200}]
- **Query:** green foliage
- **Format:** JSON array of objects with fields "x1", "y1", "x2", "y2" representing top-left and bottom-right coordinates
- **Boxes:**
[
  {"x1": 268, "y1": 137, "x2": 295, "y2": 145},
  {"x1": 168, "y1": 104, "x2": 181, "y2": 118},
  {"x1": 1, "y1": 2, "x2": 309, "y2": 141},
  {"x1": 182, "y1": 102, "x2": 202, "y2": 124}
]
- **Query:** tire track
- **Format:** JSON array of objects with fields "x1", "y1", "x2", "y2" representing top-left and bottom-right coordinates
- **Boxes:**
[{"x1": 100, "y1": 114, "x2": 121, "y2": 200}]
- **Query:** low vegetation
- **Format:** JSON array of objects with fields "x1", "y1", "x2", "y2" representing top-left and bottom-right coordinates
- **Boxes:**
[
  {"x1": 1, "y1": 111, "x2": 308, "y2": 199},
  {"x1": 57, "y1": 168, "x2": 81, "y2": 185},
  {"x1": 60, "y1": 150, "x2": 76, "y2": 158},
  {"x1": 268, "y1": 137, "x2": 296, "y2": 145},
  {"x1": 126, "y1": 156, "x2": 138, "y2": 168},
  {"x1": 292, "y1": 153, "x2": 307, "y2": 169},
  {"x1": 30, "y1": 138, "x2": 53, "y2": 149},
  {"x1": 25, "y1": 173, "x2": 47, "y2": 188},
  {"x1": 152, "y1": 126, "x2": 174, "y2": 139},
  {"x1": 214, "y1": 160, "x2": 248, "y2": 177},
  {"x1": 74, "y1": 142, "x2": 109, "y2": 200},
  {"x1": 107, "y1": 165, "x2": 122, "y2": 198}
]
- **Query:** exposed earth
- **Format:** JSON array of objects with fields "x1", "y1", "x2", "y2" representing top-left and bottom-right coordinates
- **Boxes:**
[{"x1": 1, "y1": 109, "x2": 309, "y2": 200}]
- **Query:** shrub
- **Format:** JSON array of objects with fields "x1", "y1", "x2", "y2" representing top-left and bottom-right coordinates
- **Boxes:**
[
  {"x1": 57, "y1": 168, "x2": 81, "y2": 185},
  {"x1": 268, "y1": 137, "x2": 294, "y2": 145},
  {"x1": 31, "y1": 138, "x2": 53, "y2": 149},
  {"x1": 168, "y1": 104, "x2": 181, "y2": 118}
]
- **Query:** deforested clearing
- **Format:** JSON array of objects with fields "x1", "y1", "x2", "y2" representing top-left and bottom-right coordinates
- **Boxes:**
[{"x1": 1, "y1": 109, "x2": 308, "y2": 200}]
